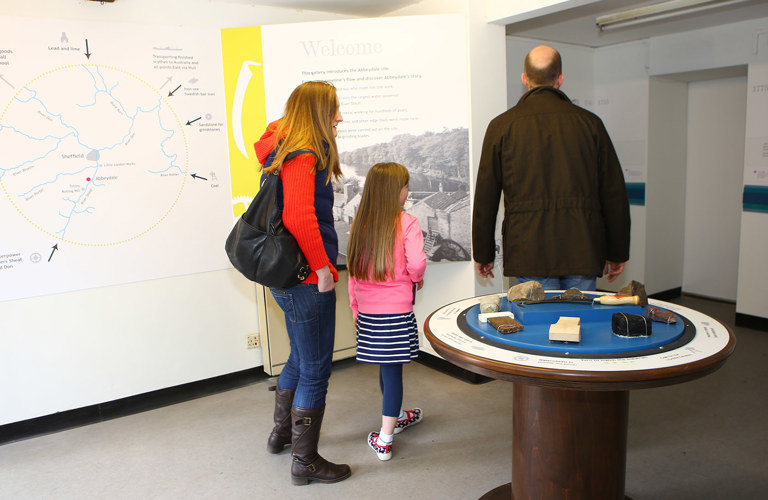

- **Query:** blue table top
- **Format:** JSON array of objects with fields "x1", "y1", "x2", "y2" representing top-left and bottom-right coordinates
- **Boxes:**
[{"x1": 462, "y1": 295, "x2": 685, "y2": 355}]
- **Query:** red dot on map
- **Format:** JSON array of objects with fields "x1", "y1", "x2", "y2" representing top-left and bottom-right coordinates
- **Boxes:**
[{"x1": 87, "y1": 177, "x2": 91, "y2": 182}]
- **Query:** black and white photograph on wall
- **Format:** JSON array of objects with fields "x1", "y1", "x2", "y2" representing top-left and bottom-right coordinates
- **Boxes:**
[{"x1": 333, "y1": 128, "x2": 471, "y2": 266}]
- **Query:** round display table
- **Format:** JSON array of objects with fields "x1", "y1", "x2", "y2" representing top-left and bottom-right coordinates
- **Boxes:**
[{"x1": 423, "y1": 292, "x2": 735, "y2": 500}]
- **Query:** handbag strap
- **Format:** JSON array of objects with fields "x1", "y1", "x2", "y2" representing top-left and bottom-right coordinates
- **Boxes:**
[
  {"x1": 261, "y1": 148, "x2": 319, "y2": 189},
  {"x1": 285, "y1": 148, "x2": 319, "y2": 163},
  {"x1": 266, "y1": 148, "x2": 319, "y2": 175},
  {"x1": 261, "y1": 148, "x2": 321, "y2": 209}
]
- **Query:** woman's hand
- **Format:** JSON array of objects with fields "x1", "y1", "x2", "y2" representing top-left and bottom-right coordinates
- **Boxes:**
[{"x1": 316, "y1": 265, "x2": 335, "y2": 293}]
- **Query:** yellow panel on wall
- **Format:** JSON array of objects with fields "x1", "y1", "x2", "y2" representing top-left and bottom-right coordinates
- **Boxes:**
[{"x1": 220, "y1": 26, "x2": 267, "y2": 217}]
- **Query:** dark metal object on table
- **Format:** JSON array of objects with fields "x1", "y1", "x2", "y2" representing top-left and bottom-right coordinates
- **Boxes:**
[
  {"x1": 516, "y1": 288, "x2": 593, "y2": 307},
  {"x1": 647, "y1": 306, "x2": 677, "y2": 324}
]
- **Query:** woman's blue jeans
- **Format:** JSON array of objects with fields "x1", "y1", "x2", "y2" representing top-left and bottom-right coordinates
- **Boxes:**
[{"x1": 271, "y1": 283, "x2": 336, "y2": 409}]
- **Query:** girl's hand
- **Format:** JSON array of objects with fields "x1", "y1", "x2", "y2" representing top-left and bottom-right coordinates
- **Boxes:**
[
  {"x1": 316, "y1": 265, "x2": 335, "y2": 293},
  {"x1": 415, "y1": 279, "x2": 424, "y2": 290}
]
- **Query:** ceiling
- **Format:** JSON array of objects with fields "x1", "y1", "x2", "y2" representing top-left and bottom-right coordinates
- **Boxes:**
[
  {"x1": 222, "y1": 0, "x2": 768, "y2": 48},
  {"x1": 504, "y1": 0, "x2": 768, "y2": 48}
]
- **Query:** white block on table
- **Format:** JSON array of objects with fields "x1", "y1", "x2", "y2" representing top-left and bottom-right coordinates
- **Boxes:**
[
  {"x1": 478, "y1": 311, "x2": 515, "y2": 323},
  {"x1": 549, "y1": 316, "x2": 581, "y2": 342}
]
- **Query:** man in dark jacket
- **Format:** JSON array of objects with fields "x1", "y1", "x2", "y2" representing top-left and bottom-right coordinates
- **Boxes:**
[{"x1": 472, "y1": 45, "x2": 630, "y2": 291}]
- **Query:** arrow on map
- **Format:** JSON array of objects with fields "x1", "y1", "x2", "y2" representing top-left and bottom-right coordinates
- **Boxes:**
[
  {"x1": 191, "y1": 173, "x2": 208, "y2": 181},
  {"x1": 48, "y1": 243, "x2": 59, "y2": 262},
  {"x1": 168, "y1": 84, "x2": 181, "y2": 97},
  {"x1": 84, "y1": 39, "x2": 92, "y2": 59},
  {"x1": 0, "y1": 75, "x2": 13, "y2": 88},
  {"x1": 186, "y1": 117, "x2": 201, "y2": 126},
  {"x1": 160, "y1": 76, "x2": 172, "y2": 89}
]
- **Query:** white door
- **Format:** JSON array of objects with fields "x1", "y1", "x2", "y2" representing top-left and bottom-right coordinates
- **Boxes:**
[{"x1": 682, "y1": 76, "x2": 746, "y2": 301}]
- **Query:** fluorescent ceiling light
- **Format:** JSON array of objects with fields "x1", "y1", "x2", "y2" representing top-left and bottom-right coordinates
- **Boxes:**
[{"x1": 596, "y1": 0, "x2": 750, "y2": 31}]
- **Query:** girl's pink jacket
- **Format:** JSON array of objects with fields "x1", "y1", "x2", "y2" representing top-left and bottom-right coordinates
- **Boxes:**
[{"x1": 348, "y1": 212, "x2": 427, "y2": 319}]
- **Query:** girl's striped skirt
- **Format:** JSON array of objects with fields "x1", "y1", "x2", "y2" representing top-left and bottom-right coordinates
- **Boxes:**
[{"x1": 355, "y1": 311, "x2": 419, "y2": 364}]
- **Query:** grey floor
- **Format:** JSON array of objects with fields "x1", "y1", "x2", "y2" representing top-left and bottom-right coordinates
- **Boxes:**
[{"x1": 1, "y1": 296, "x2": 766, "y2": 499}]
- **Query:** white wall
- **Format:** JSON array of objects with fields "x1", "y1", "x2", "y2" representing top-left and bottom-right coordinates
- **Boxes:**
[
  {"x1": 737, "y1": 62, "x2": 768, "y2": 318},
  {"x1": 0, "y1": 0, "x2": 508, "y2": 424},
  {"x1": 650, "y1": 20, "x2": 768, "y2": 317},
  {"x1": 0, "y1": 0, "x2": 352, "y2": 427},
  {"x1": 646, "y1": 77, "x2": 687, "y2": 295},
  {"x1": 2, "y1": 270, "x2": 261, "y2": 422},
  {"x1": 593, "y1": 41, "x2": 650, "y2": 293}
]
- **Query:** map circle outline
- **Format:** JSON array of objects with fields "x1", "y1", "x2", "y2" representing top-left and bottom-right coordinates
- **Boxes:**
[{"x1": 0, "y1": 63, "x2": 189, "y2": 247}]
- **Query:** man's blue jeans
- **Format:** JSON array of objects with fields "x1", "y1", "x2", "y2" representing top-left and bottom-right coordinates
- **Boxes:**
[
  {"x1": 271, "y1": 283, "x2": 336, "y2": 409},
  {"x1": 516, "y1": 275, "x2": 597, "y2": 292}
]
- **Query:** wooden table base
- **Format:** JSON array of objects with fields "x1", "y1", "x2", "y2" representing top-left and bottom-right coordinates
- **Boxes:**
[
  {"x1": 425, "y1": 295, "x2": 735, "y2": 500},
  {"x1": 481, "y1": 384, "x2": 630, "y2": 500},
  {"x1": 480, "y1": 484, "x2": 632, "y2": 500}
]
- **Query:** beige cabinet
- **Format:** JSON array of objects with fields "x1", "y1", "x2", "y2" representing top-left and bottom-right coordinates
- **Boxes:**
[{"x1": 257, "y1": 269, "x2": 357, "y2": 375}]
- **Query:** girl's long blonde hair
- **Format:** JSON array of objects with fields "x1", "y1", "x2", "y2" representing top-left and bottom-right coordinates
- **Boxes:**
[
  {"x1": 347, "y1": 163, "x2": 410, "y2": 282},
  {"x1": 264, "y1": 81, "x2": 341, "y2": 184}
]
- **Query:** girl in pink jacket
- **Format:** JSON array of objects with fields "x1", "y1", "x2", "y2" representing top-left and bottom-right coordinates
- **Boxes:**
[{"x1": 347, "y1": 162, "x2": 427, "y2": 462}]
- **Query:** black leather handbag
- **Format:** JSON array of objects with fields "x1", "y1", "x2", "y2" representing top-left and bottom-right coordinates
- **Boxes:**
[{"x1": 225, "y1": 149, "x2": 314, "y2": 288}]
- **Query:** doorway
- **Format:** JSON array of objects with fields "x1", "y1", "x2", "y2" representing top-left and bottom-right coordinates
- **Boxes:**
[{"x1": 682, "y1": 75, "x2": 747, "y2": 302}]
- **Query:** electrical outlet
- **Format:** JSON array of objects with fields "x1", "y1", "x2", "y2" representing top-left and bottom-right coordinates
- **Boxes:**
[{"x1": 246, "y1": 333, "x2": 260, "y2": 349}]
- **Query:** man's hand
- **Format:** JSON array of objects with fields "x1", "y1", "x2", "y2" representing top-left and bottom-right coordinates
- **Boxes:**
[
  {"x1": 603, "y1": 261, "x2": 625, "y2": 282},
  {"x1": 475, "y1": 262, "x2": 495, "y2": 279}
]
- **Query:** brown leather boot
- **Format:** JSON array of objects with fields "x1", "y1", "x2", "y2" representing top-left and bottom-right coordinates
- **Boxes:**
[
  {"x1": 267, "y1": 386, "x2": 295, "y2": 454},
  {"x1": 290, "y1": 406, "x2": 351, "y2": 486}
]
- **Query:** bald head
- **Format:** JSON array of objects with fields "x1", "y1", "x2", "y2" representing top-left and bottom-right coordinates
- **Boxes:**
[{"x1": 522, "y1": 45, "x2": 563, "y2": 89}]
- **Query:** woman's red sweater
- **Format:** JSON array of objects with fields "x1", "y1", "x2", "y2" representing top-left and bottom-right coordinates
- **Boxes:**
[{"x1": 253, "y1": 123, "x2": 338, "y2": 284}]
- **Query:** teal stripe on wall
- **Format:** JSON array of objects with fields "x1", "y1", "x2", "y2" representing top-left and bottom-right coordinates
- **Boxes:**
[
  {"x1": 743, "y1": 185, "x2": 768, "y2": 213},
  {"x1": 625, "y1": 182, "x2": 645, "y2": 206}
]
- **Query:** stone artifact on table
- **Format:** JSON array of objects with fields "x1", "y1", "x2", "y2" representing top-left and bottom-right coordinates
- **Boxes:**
[
  {"x1": 479, "y1": 294, "x2": 501, "y2": 313},
  {"x1": 551, "y1": 288, "x2": 591, "y2": 302},
  {"x1": 507, "y1": 281, "x2": 545, "y2": 302},
  {"x1": 618, "y1": 280, "x2": 646, "y2": 298}
]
